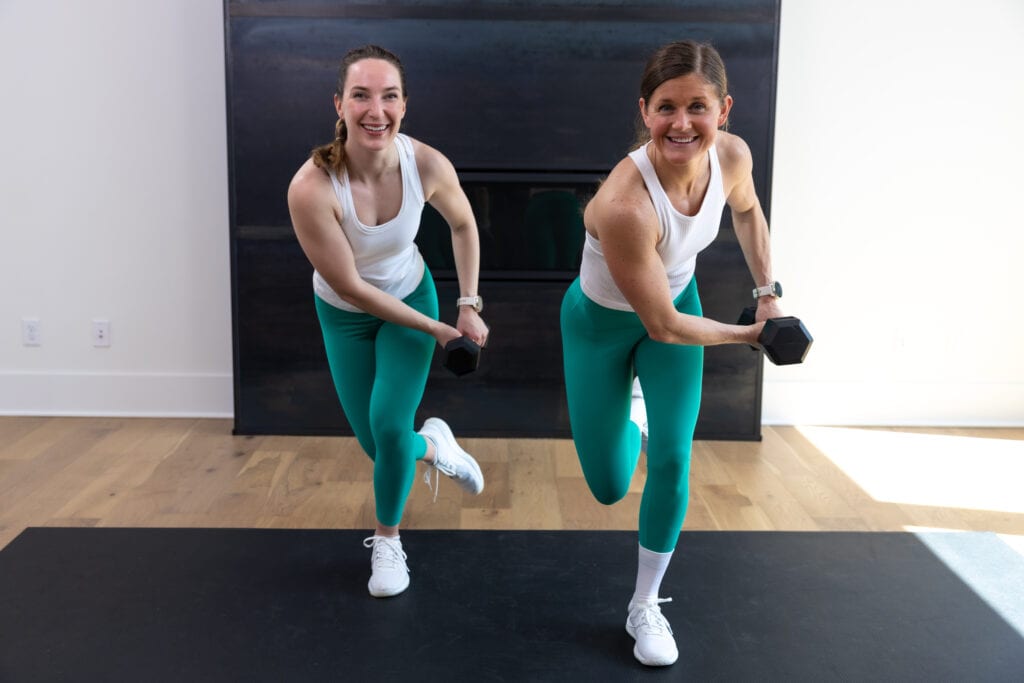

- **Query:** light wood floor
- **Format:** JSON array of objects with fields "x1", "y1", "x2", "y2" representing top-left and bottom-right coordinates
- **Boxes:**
[{"x1": 1, "y1": 417, "x2": 1022, "y2": 550}]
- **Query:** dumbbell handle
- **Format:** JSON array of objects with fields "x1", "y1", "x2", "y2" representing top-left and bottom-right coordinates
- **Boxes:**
[
  {"x1": 738, "y1": 306, "x2": 761, "y2": 349},
  {"x1": 737, "y1": 306, "x2": 758, "y2": 327},
  {"x1": 739, "y1": 304, "x2": 807, "y2": 330}
]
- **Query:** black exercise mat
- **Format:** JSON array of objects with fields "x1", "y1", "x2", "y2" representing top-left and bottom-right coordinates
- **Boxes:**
[{"x1": 1, "y1": 529, "x2": 1021, "y2": 682}]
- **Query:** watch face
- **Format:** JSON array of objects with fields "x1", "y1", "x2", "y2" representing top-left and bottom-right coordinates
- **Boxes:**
[{"x1": 773, "y1": 282, "x2": 783, "y2": 297}]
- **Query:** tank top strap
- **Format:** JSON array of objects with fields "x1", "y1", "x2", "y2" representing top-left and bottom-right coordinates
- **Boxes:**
[
  {"x1": 394, "y1": 133, "x2": 425, "y2": 205},
  {"x1": 708, "y1": 142, "x2": 722, "y2": 181},
  {"x1": 328, "y1": 166, "x2": 358, "y2": 223},
  {"x1": 628, "y1": 143, "x2": 664, "y2": 204}
]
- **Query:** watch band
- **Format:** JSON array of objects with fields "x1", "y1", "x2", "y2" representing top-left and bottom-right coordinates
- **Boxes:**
[
  {"x1": 752, "y1": 282, "x2": 782, "y2": 299},
  {"x1": 456, "y1": 296, "x2": 483, "y2": 312}
]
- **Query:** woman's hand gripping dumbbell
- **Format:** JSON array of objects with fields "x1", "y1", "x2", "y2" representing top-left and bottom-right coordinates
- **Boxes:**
[
  {"x1": 737, "y1": 306, "x2": 813, "y2": 365},
  {"x1": 436, "y1": 306, "x2": 488, "y2": 377}
]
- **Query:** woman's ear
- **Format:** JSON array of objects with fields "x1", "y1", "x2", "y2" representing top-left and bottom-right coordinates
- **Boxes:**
[
  {"x1": 638, "y1": 97, "x2": 651, "y2": 130},
  {"x1": 718, "y1": 95, "x2": 734, "y2": 128}
]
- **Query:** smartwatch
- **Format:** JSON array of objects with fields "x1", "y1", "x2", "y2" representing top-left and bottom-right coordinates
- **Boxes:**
[
  {"x1": 457, "y1": 295, "x2": 483, "y2": 313},
  {"x1": 752, "y1": 281, "x2": 782, "y2": 299}
]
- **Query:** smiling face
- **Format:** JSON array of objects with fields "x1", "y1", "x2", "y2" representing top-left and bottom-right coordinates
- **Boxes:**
[
  {"x1": 335, "y1": 58, "x2": 407, "y2": 151},
  {"x1": 639, "y1": 72, "x2": 732, "y2": 166}
]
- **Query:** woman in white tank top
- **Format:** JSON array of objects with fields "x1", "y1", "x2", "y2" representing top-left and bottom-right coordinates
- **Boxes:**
[
  {"x1": 288, "y1": 45, "x2": 489, "y2": 599},
  {"x1": 560, "y1": 40, "x2": 786, "y2": 667}
]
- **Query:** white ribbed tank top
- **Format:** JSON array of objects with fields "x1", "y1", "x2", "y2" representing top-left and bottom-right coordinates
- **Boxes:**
[
  {"x1": 313, "y1": 133, "x2": 426, "y2": 312},
  {"x1": 580, "y1": 143, "x2": 725, "y2": 311}
]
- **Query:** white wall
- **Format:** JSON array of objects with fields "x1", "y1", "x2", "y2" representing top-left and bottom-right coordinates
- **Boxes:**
[
  {"x1": 765, "y1": 0, "x2": 1024, "y2": 425},
  {"x1": 0, "y1": 0, "x2": 232, "y2": 416},
  {"x1": 0, "y1": 0, "x2": 1020, "y2": 425}
]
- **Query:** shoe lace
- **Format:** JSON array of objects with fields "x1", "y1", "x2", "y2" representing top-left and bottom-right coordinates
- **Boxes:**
[
  {"x1": 632, "y1": 597, "x2": 674, "y2": 636},
  {"x1": 422, "y1": 451, "x2": 456, "y2": 503},
  {"x1": 423, "y1": 468, "x2": 440, "y2": 502},
  {"x1": 363, "y1": 536, "x2": 408, "y2": 570}
]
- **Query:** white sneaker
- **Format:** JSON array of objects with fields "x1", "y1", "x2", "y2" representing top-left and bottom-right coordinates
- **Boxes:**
[
  {"x1": 363, "y1": 535, "x2": 409, "y2": 598},
  {"x1": 626, "y1": 597, "x2": 678, "y2": 666},
  {"x1": 630, "y1": 380, "x2": 649, "y2": 453},
  {"x1": 419, "y1": 417, "x2": 484, "y2": 498}
]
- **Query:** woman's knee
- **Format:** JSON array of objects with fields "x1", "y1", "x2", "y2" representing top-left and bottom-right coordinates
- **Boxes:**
[
  {"x1": 599, "y1": 486, "x2": 630, "y2": 505},
  {"x1": 589, "y1": 480, "x2": 630, "y2": 506},
  {"x1": 581, "y1": 462, "x2": 632, "y2": 505},
  {"x1": 370, "y1": 425, "x2": 417, "y2": 464},
  {"x1": 356, "y1": 435, "x2": 377, "y2": 461},
  {"x1": 647, "y1": 454, "x2": 691, "y2": 495}
]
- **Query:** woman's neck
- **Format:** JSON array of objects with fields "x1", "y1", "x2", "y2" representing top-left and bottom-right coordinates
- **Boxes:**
[
  {"x1": 647, "y1": 144, "x2": 708, "y2": 198},
  {"x1": 344, "y1": 139, "x2": 399, "y2": 181}
]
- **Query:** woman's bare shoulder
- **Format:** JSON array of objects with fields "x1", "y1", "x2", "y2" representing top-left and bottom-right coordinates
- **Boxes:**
[
  {"x1": 587, "y1": 155, "x2": 656, "y2": 233},
  {"x1": 714, "y1": 131, "x2": 753, "y2": 174},
  {"x1": 289, "y1": 159, "x2": 333, "y2": 202}
]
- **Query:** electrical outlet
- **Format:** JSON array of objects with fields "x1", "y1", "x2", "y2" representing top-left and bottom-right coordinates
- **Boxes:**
[
  {"x1": 21, "y1": 318, "x2": 41, "y2": 346},
  {"x1": 92, "y1": 319, "x2": 111, "y2": 347}
]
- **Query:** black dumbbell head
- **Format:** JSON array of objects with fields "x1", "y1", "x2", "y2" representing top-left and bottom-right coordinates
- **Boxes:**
[
  {"x1": 443, "y1": 337, "x2": 481, "y2": 376},
  {"x1": 759, "y1": 317, "x2": 813, "y2": 365}
]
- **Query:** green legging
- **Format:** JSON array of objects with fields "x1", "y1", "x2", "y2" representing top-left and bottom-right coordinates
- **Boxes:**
[
  {"x1": 560, "y1": 277, "x2": 703, "y2": 553},
  {"x1": 314, "y1": 270, "x2": 437, "y2": 527}
]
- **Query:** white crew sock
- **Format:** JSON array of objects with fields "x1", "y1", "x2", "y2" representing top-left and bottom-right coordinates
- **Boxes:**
[
  {"x1": 633, "y1": 544, "x2": 673, "y2": 604},
  {"x1": 421, "y1": 434, "x2": 439, "y2": 463}
]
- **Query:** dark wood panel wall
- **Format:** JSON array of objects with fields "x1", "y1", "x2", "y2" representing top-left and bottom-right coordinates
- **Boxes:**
[{"x1": 226, "y1": 0, "x2": 781, "y2": 439}]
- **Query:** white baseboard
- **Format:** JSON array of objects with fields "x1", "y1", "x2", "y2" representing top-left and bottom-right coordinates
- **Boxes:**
[
  {"x1": 763, "y1": 380, "x2": 1024, "y2": 427},
  {"x1": 0, "y1": 371, "x2": 233, "y2": 417},
  {"x1": 2, "y1": 373, "x2": 1020, "y2": 426}
]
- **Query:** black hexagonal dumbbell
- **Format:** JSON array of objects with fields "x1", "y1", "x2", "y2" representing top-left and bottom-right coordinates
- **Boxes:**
[
  {"x1": 738, "y1": 306, "x2": 813, "y2": 366},
  {"x1": 443, "y1": 337, "x2": 481, "y2": 376}
]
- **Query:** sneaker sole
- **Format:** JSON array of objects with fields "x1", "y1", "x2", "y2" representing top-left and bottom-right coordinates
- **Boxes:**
[
  {"x1": 369, "y1": 575, "x2": 410, "y2": 598},
  {"x1": 423, "y1": 418, "x2": 484, "y2": 494},
  {"x1": 625, "y1": 622, "x2": 678, "y2": 666}
]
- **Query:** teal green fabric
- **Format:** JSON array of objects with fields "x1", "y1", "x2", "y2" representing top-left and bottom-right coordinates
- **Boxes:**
[
  {"x1": 560, "y1": 277, "x2": 703, "y2": 552},
  {"x1": 314, "y1": 270, "x2": 437, "y2": 527}
]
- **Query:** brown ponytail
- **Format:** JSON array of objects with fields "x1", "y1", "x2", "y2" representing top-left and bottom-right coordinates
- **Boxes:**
[
  {"x1": 309, "y1": 45, "x2": 407, "y2": 174},
  {"x1": 312, "y1": 117, "x2": 348, "y2": 173}
]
